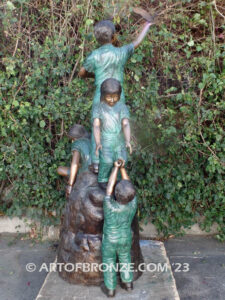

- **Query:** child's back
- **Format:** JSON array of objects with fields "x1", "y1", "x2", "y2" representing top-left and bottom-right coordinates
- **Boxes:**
[
  {"x1": 103, "y1": 195, "x2": 137, "y2": 240},
  {"x1": 83, "y1": 43, "x2": 134, "y2": 107},
  {"x1": 80, "y1": 19, "x2": 152, "y2": 167}
]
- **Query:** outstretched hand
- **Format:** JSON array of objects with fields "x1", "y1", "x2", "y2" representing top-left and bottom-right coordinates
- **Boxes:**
[
  {"x1": 114, "y1": 160, "x2": 122, "y2": 168},
  {"x1": 126, "y1": 142, "x2": 133, "y2": 155},
  {"x1": 66, "y1": 185, "x2": 72, "y2": 198},
  {"x1": 132, "y1": 7, "x2": 156, "y2": 24},
  {"x1": 118, "y1": 159, "x2": 125, "y2": 167}
]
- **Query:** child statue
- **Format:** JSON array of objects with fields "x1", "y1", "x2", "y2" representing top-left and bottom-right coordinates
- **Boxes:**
[
  {"x1": 92, "y1": 78, "x2": 132, "y2": 188},
  {"x1": 101, "y1": 159, "x2": 137, "y2": 297},
  {"x1": 79, "y1": 19, "x2": 152, "y2": 106},
  {"x1": 57, "y1": 124, "x2": 91, "y2": 197},
  {"x1": 79, "y1": 18, "x2": 153, "y2": 171}
]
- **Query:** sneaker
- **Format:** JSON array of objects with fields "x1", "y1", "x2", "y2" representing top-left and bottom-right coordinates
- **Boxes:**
[{"x1": 120, "y1": 281, "x2": 133, "y2": 291}]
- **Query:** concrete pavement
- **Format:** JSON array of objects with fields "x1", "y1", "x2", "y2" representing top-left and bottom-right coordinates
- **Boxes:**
[
  {"x1": 0, "y1": 233, "x2": 224, "y2": 300},
  {"x1": 164, "y1": 235, "x2": 225, "y2": 300},
  {"x1": 0, "y1": 233, "x2": 57, "y2": 300}
]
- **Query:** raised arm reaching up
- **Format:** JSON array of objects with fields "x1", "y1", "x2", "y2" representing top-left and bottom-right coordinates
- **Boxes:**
[
  {"x1": 132, "y1": 22, "x2": 152, "y2": 49},
  {"x1": 120, "y1": 163, "x2": 130, "y2": 181},
  {"x1": 132, "y1": 7, "x2": 155, "y2": 49},
  {"x1": 106, "y1": 160, "x2": 122, "y2": 196}
]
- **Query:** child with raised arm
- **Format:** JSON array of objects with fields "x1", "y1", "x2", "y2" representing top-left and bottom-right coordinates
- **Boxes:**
[
  {"x1": 79, "y1": 19, "x2": 153, "y2": 171},
  {"x1": 79, "y1": 19, "x2": 152, "y2": 106},
  {"x1": 101, "y1": 159, "x2": 137, "y2": 297}
]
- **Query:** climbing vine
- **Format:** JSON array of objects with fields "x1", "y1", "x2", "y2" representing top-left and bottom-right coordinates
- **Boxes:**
[{"x1": 0, "y1": 0, "x2": 224, "y2": 240}]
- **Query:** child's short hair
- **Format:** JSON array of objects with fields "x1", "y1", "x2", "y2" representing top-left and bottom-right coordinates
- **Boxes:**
[
  {"x1": 94, "y1": 20, "x2": 115, "y2": 44},
  {"x1": 67, "y1": 124, "x2": 88, "y2": 139},
  {"x1": 115, "y1": 180, "x2": 136, "y2": 204},
  {"x1": 100, "y1": 78, "x2": 122, "y2": 101}
]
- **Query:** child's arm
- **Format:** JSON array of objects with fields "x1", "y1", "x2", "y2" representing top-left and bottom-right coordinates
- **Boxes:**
[
  {"x1": 66, "y1": 150, "x2": 80, "y2": 197},
  {"x1": 78, "y1": 67, "x2": 95, "y2": 78},
  {"x1": 120, "y1": 164, "x2": 130, "y2": 181},
  {"x1": 122, "y1": 118, "x2": 132, "y2": 154},
  {"x1": 106, "y1": 160, "x2": 122, "y2": 196},
  {"x1": 93, "y1": 118, "x2": 102, "y2": 156},
  {"x1": 79, "y1": 51, "x2": 95, "y2": 78},
  {"x1": 132, "y1": 22, "x2": 152, "y2": 49}
]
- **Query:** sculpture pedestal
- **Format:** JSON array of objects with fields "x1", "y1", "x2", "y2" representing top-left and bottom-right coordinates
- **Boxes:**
[
  {"x1": 57, "y1": 171, "x2": 143, "y2": 285},
  {"x1": 36, "y1": 240, "x2": 180, "y2": 300}
]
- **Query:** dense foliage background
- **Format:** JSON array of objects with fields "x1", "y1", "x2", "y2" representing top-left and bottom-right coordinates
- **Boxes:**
[{"x1": 0, "y1": 0, "x2": 224, "y2": 240}]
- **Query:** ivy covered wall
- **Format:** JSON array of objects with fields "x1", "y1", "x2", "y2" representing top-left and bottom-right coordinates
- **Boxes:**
[{"x1": 0, "y1": 0, "x2": 224, "y2": 240}]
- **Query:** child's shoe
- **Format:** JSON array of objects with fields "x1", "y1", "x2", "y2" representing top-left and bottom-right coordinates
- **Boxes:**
[
  {"x1": 120, "y1": 281, "x2": 133, "y2": 291},
  {"x1": 101, "y1": 283, "x2": 116, "y2": 297}
]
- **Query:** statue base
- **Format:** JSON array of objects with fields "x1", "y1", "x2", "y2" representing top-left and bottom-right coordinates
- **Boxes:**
[
  {"x1": 36, "y1": 240, "x2": 180, "y2": 300},
  {"x1": 57, "y1": 171, "x2": 143, "y2": 285}
]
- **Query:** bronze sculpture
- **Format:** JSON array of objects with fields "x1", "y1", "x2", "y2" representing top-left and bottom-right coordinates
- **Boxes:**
[
  {"x1": 79, "y1": 15, "x2": 153, "y2": 173},
  {"x1": 101, "y1": 160, "x2": 137, "y2": 297},
  {"x1": 57, "y1": 162, "x2": 143, "y2": 286},
  {"x1": 57, "y1": 124, "x2": 91, "y2": 197},
  {"x1": 93, "y1": 78, "x2": 132, "y2": 188},
  {"x1": 57, "y1": 8, "x2": 155, "y2": 297}
]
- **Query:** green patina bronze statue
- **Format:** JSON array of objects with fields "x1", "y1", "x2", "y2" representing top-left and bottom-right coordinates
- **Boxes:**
[
  {"x1": 57, "y1": 7, "x2": 156, "y2": 296},
  {"x1": 93, "y1": 78, "x2": 132, "y2": 187},
  {"x1": 57, "y1": 124, "x2": 91, "y2": 197},
  {"x1": 101, "y1": 159, "x2": 137, "y2": 297},
  {"x1": 79, "y1": 19, "x2": 152, "y2": 107},
  {"x1": 79, "y1": 17, "x2": 153, "y2": 172}
]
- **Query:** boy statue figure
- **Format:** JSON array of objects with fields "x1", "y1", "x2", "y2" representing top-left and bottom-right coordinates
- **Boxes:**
[
  {"x1": 57, "y1": 124, "x2": 91, "y2": 197},
  {"x1": 93, "y1": 78, "x2": 132, "y2": 188},
  {"x1": 79, "y1": 18, "x2": 153, "y2": 171},
  {"x1": 101, "y1": 159, "x2": 137, "y2": 297}
]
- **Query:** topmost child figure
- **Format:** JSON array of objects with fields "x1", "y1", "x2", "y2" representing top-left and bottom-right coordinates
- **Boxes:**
[{"x1": 78, "y1": 18, "x2": 153, "y2": 111}]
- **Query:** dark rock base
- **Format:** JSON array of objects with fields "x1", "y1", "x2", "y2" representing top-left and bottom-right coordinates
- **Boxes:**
[{"x1": 57, "y1": 171, "x2": 143, "y2": 285}]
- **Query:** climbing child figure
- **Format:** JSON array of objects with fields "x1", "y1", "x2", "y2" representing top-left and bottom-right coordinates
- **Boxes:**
[
  {"x1": 79, "y1": 18, "x2": 153, "y2": 172},
  {"x1": 92, "y1": 78, "x2": 132, "y2": 188},
  {"x1": 57, "y1": 124, "x2": 91, "y2": 198},
  {"x1": 101, "y1": 159, "x2": 137, "y2": 297}
]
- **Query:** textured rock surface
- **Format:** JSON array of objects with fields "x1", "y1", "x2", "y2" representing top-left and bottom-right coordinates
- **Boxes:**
[{"x1": 57, "y1": 170, "x2": 143, "y2": 285}]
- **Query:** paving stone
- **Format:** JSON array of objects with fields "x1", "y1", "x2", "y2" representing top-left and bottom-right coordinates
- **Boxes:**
[
  {"x1": 0, "y1": 233, "x2": 57, "y2": 300},
  {"x1": 164, "y1": 236, "x2": 225, "y2": 300}
]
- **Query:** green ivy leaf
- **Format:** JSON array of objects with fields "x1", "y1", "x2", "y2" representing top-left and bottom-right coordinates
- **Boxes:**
[
  {"x1": 6, "y1": 1, "x2": 16, "y2": 10},
  {"x1": 39, "y1": 120, "x2": 46, "y2": 128},
  {"x1": 187, "y1": 40, "x2": 194, "y2": 47}
]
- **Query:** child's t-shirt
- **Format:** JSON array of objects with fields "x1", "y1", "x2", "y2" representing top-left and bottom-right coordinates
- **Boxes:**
[
  {"x1": 103, "y1": 195, "x2": 137, "y2": 241},
  {"x1": 83, "y1": 43, "x2": 134, "y2": 106},
  {"x1": 71, "y1": 138, "x2": 91, "y2": 173},
  {"x1": 92, "y1": 101, "x2": 130, "y2": 147}
]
